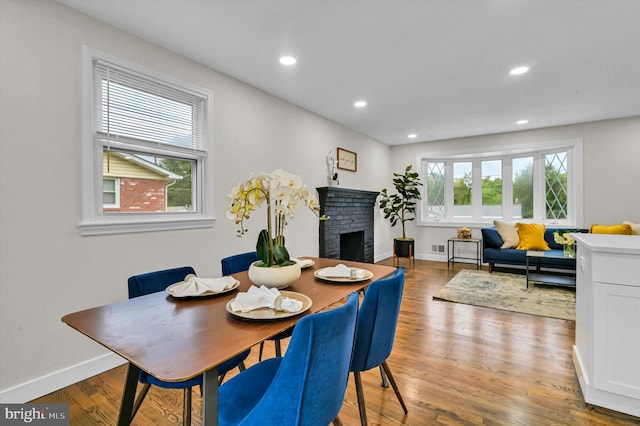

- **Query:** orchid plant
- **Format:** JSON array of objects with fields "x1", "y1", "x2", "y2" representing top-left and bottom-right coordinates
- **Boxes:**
[{"x1": 227, "y1": 169, "x2": 326, "y2": 267}]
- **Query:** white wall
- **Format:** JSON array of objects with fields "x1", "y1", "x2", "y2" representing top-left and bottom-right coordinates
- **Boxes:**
[
  {"x1": 0, "y1": 0, "x2": 391, "y2": 401},
  {"x1": 390, "y1": 116, "x2": 640, "y2": 262}
]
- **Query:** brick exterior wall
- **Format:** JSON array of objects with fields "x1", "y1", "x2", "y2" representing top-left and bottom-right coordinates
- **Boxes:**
[
  {"x1": 119, "y1": 177, "x2": 167, "y2": 212},
  {"x1": 317, "y1": 187, "x2": 379, "y2": 263}
]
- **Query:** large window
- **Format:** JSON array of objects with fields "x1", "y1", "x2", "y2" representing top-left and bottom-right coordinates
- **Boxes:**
[
  {"x1": 419, "y1": 140, "x2": 583, "y2": 226},
  {"x1": 81, "y1": 47, "x2": 214, "y2": 235}
]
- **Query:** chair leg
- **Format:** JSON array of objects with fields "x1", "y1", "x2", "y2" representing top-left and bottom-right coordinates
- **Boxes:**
[
  {"x1": 259, "y1": 338, "x2": 286, "y2": 361},
  {"x1": 130, "y1": 383, "x2": 151, "y2": 421},
  {"x1": 381, "y1": 361, "x2": 408, "y2": 414},
  {"x1": 379, "y1": 365, "x2": 389, "y2": 387},
  {"x1": 353, "y1": 371, "x2": 368, "y2": 426},
  {"x1": 183, "y1": 387, "x2": 192, "y2": 426},
  {"x1": 218, "y1": 361, "x2": 245, "y2": 385},
  {"x1": 274, "y1": 339, "x2": 282, "y2": 357},
  {"x1": 332, "y1": 415, "x2": 344, "y2": 425}
]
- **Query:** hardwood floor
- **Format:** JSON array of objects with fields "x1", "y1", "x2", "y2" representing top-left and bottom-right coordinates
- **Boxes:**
[{"x1": 32, "y1": 260, "x2": 640, "y2": 425}]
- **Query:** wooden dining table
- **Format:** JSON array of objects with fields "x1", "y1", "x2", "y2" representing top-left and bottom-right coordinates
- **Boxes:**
[{"x1": 61, "y1": 257, "x2": 397, "y2": 426}]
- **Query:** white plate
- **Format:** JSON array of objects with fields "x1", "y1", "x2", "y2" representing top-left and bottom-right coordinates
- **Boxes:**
[
  {"x1": 166, "y1": 278, "x2": 240, "y2": 298},
  {"x1": 314, "y1": 268, "x2": 374, "y2": 283},
  {"x1": 293, "y1": 257, "x2": 315, "y2": 269},
  {"x1": 226, "y1": 291, "x2": 312, "y2": 320}
]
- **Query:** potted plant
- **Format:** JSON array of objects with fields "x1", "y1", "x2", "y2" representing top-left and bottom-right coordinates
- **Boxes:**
[
  {"x1": 227, "y1": 169, "x2": 326, "y2": 287},
  {"x1": 378, "y1": 165, "x2": 423, "y2": 259}
]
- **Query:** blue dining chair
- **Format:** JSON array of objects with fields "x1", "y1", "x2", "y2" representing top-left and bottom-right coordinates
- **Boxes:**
[
  {"x1": 221, "y1": 252, "x2": 294, "y2": 360},
  {"x1": 350, "y1": 268, "x2": 408, "y2": 425},
  {"x1": 217, "y1": 291, "x2": 359, "y2": 426},
  {"x1": 220, "y1": 251, "x2": 260, "y2": 276},
  {"x1": 127, "y1": 266, "x2": 250, "y2": 425}
]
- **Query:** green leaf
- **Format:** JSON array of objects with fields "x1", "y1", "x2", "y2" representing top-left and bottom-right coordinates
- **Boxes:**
[
  {"x1": 273, "y1": 244, "x2": 294, "y2": 266},
  {"x1": 256, "y1": 229, "x2": 271, "y2": 266}
]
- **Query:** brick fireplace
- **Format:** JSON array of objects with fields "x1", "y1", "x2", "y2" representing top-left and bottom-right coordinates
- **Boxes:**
[{"x1": 316, "y1": 187, "x2": 379, "y2": 263}]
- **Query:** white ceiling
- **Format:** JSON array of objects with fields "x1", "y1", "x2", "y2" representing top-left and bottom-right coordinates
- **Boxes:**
[{"x1": 58, "y1": 0, "x2": 640, "y2": 146}]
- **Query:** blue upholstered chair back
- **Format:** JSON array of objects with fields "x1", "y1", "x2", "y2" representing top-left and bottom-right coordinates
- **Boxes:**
[
  {"x1": 351, "y1": 268, "x2": 405, "y2": 372},
  {"x1": 223, "y1": 292, "x2": 359, "y2": 426},
  {"x1": 221, "y1": 252, "x2": 259, "y2": 276},
  {"x1": 127, "y1": 266, "x2": 203, "y2": 390},
  {"x1": 127, "y1": 266, "x2": 195, "y2": 298}
]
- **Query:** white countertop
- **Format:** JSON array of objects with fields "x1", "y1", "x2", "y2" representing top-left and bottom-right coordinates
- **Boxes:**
[{"x1": 572, "y1": 233, "x2": 640, "y2": 255}]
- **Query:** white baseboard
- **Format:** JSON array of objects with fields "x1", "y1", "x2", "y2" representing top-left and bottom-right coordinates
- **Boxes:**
[
  {"x1": 418, "y1": 253, "x2": 447, "y2": 262},
  {"x1": 0, "y1": 352, "x2": 127, "y2": 403},
  {"x1": 375, "y1": 252, "x2": 450, "y2": 263},
  {"x1": 374, "y1": 251, "x2": 393, "y2": 262}
]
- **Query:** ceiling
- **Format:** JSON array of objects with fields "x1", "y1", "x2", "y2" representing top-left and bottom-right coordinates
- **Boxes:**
[{"x1": 58, "y1": 0, "x2": 640, "y2": 146}]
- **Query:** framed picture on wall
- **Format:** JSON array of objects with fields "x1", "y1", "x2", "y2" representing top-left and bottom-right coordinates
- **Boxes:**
[{"x1": 337, "y1": 147, "x2": 357, "y2": 172}]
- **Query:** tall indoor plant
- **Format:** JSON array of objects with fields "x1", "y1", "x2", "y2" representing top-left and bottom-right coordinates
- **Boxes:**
[{"x1": 378, "y1": 165, "x2": 423, "y2": 258}]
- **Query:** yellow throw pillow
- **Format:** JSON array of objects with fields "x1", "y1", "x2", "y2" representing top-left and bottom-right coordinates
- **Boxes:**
[
  {"x1": 589, "y1": 224, "x2": 633, "y2": 235},
  {"x1": 493, "y1": 220, "x2": 519, "y2": 248},
  {"x1": 623, "y1": 220, "x2": 639, "y2": 235},
  {"x1": 516, "y1": 223, "x2": 550, "y2": 251}
]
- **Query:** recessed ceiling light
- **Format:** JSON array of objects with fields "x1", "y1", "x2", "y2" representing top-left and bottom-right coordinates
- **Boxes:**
[
  {"x1": 516, "y1": 119, "x2": 529, "y2": 125},
  {"x1": 408, "y1": 133, "x2": 417, "y2": 139},
  {"x1": 354, "y1": 100, "x2": 367, "y2": 108},
  {"x1": 510, "y1": 66, "x2": 529, "y2": 75},
  {"x1": 279, "y1": 56, "x2": 296, "y2": 66}
]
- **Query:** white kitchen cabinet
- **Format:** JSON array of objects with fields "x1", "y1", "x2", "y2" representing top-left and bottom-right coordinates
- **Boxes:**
[{"x1": 572, "y1": 233, "x2": 640, "y2": 418}]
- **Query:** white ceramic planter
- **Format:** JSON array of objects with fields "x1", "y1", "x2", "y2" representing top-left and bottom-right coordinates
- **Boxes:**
[{"x1": 248, "y1": 261, "x2": 301, "y2": 289}]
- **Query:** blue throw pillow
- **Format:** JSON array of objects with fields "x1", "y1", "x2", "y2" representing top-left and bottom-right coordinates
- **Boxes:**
[{"x1": 482, "y1": 228, "x2": 504, "y2": 249}]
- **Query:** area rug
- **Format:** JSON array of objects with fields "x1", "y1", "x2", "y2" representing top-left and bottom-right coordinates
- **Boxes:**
[{"x1": 434, "y1": 269, "x2": 575, "y2": 320}]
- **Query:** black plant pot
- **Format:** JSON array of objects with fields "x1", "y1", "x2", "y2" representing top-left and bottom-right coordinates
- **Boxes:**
[{"x1": 394, "y1": 238, "x2": 414, "y2": 258}]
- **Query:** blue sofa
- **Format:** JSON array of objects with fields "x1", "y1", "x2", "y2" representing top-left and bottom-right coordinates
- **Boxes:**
[{"x1": 481, "y1": 226, "x2": 586, "y2": 272}]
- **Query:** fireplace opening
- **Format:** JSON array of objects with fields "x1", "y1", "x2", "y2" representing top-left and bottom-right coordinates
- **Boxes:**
[{"x1": 340, "y1": 231, "x2": 365, "y2": 262}]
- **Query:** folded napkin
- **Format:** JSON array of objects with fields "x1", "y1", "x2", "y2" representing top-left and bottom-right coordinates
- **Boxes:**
[
  {"x1": 293, "y1": 257, "x2": 314, "y2": 268},
  {"x1": 317, "y1": 263, "x2": 365, "y2": 279},
  {"x1": 169, "y1": 274, "x2": 237, "y2": 297},
  {"x1": 231, "y1": 285, "x2": 303, "y2": 313}
]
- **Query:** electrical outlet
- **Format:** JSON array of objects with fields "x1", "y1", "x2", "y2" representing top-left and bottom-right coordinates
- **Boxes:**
[
  {"x1": 432, "y1": 244, "x2": 438, "y2": 252},
  {"x1": 438, "y1": 245, "x2": 445, "y2": 253}
]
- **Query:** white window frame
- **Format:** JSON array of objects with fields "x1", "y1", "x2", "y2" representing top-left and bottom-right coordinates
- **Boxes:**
[
  {"x1": 103, "y1": 177, "x2": 120, "y2": 209},
  {"x1": 80, "y1": 46, "x2": 215, "y2": 235},
  {"x1": 417, "y1": 138, "x2": 583, "y2": 227}
]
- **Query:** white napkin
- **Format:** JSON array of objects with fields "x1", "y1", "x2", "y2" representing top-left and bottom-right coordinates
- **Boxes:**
[
  {"x1": 231, "y1": 285, "x2": 303, "y2": 313},
  {"x1": 293, "y1": 258, "x2": 314, "y2": 268},
  {"x1": 169, "y1": 274, "x2": 237, "y2": 297},
  {"x1": 317, "y1": 263, "x2": 365, "y2": 279}
]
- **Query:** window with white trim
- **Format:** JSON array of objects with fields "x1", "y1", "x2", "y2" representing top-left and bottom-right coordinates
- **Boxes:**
[
  {"x1": 419, "y1": 140, "x2": 583, "y2": 226},
  {"x1": 80, "y1": 47, "x2": 214, "y2": 235},
  {"x1": 103, "y1": 178, "x2": 120, "y2": 209}
]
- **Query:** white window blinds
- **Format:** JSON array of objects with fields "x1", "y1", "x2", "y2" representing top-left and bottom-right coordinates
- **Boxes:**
[{"x1": 94, "y1": 59, "x2": 206, "y2": 153}]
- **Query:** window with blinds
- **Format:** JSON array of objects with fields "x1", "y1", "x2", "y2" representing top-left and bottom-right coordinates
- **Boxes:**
[
  {"x1": 94, "y1": 60, "x2": 205, "y2": 153},
  {"x1": 80, "y1": 47, "x2": 214, "y2": 235}
]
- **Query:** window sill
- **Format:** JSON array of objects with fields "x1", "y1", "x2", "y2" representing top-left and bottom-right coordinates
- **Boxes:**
[
  {"x1": 418, "y1": 219, "x2": 576, "y2": 229},
  {"x1": 418, "y1": 220, "x2": 493, "y2": 229},
  {"x1": 79, "y1": 216, "x2": 215, "y2": 236}
]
